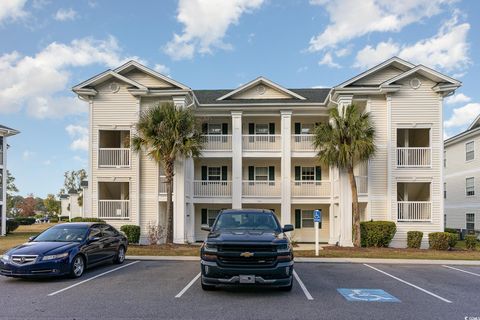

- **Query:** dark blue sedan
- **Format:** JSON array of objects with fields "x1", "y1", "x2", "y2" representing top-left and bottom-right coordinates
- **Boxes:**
[{"x1": 0, "y1": 223, "x2": 128, "y2": 278}]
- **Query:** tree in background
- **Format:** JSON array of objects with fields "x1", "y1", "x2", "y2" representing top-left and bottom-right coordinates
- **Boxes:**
[
  {"x1": 16, "y1": 194, "x2": 37, "y2": 217},
  {"x1": 44, "y1": 194, "x2": 61, "y2": 216},
  {"x1": 58, "y1": 169, "x2": 87, "y2": 208},
  {"x1": 6, "y1": 170, "x2": 19, "y2": 215}
]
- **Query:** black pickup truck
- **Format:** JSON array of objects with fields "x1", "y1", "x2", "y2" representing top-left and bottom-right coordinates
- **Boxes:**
[{"x1": 200, "y1": 209, "x2": 294, "y2": 291}]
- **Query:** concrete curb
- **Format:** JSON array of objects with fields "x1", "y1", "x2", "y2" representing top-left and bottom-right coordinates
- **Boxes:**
[{"x1": 125, "y1": 255, "x2": 480, "y2": 265}]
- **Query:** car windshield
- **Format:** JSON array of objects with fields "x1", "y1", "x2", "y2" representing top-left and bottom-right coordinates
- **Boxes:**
[
  {"x1": 33, "y1": 226, "x2": 89, "y2": 243},
  {"x1": 213, "y1": 212, "x2": 281, "y2": 232}
]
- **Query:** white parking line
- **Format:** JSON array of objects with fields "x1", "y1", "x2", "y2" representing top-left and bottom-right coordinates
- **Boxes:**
[
  {"x1": 175, "y1": 273, "x2": 201, "y2": 298},
  {"x1": 48, "y1": 261, "x2": 140, "y2": 297},
  {"x1": 293, "y1": 270, "x2": 314, "y2": 301},
  {"x1": 443, "y1": 265, "x2": 480, "y2": 277},
  {"x1": 363, "y1": 264, "x2": 452, "y2": 303}
]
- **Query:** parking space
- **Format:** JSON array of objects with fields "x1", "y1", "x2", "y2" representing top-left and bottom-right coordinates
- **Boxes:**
[{"x1": 0, "y1": 261, "x2": 479, "y2": 319}]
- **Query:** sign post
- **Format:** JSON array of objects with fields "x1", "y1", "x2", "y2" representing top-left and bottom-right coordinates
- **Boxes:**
[{"x1": 313, "y1": 209, "x2": 322, "y2": 256}]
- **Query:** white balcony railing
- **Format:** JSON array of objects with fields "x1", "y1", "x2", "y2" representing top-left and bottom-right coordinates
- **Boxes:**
[
  {"x1": 242, "y1": 135, "x2": 281, "y2": 151},
  {"x1": 397, "y1": 201, "x2": 431, "y2": 222},
  {"x1": 291, "y1": 181, "x2": 331, "y2": 197},
  {"x1": 193, "y1": 181, "x2": 232, "y2": 197},
  {"x1": 202, "y1": 135, "x2": 232, "y2": 151},
  {"x1": 291, "y1": 134, "x2": 315, "y2": 151},
  {"x1": 396, "y1": 147, "x2": 431, "y2": 167},
  {"x1": 242, "y1": 181, "x2": 281, "y2": 197},
  {"x1": 355, "y1": 176, "x2": 368, "y2": 195},
  {"x1": 98, "y1": 148, "x2": 130, "y2": 167},
  {"x1": 98, "y1": 200, "x2": 130, "y2": 219}
]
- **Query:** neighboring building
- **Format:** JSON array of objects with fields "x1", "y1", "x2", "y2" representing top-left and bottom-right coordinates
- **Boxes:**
[
  {"x1": 444, "y1": 115, "x2": 480, "y2": 236},
  {"x1": 0, "y1": 124, "x2": 20, "y2": 236},
  {"x1": 60, "y1": 189, "x2": 83, "y2": 219},
  {"x1": 73, "y1": 57, "x2": 460, "y2": 247}
]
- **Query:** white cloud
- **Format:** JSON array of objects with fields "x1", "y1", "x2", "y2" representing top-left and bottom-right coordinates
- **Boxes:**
[
  {"x1": 43, "y1": 159, "x2": 51, "y2": 166},
  {"x1": 318, "y1": 52, "x2": 341, "y2": 68},
  {"x1": 0, "y1": 0, "x2": 28, "y2": 24},
  {"x1": 154, "y1": 63, "x2": 170, "y2": 75},
  {"x1": 445, "y1": 93, "x2": 471, "y2": 105},
  {"x1": 308, "y1": 0, "x2": 453, "y2": 52},
  {"x1": 66, "y1": 125, "x2": 88, "y2": 151},
  {"x1": 54, "y1": 8, "x2": 77, "y2": 21},
  {"x1": 22, "y1": 150, "x2": 35, "y2": 160},
  {"x1": 0, "y1": 36, "x2": 139, "y2": 118},
  {"x1": 444, "y1": 103, "x2": 480, "y2": 129},
  {"x1": 354, "y1": 13, "x2": 470, "y2": 71},
  {"x1": 164, "y1": 0, "x2": 264, "y2": 60}
]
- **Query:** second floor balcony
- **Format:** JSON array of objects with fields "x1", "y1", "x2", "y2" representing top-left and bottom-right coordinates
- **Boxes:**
[
  {"x1": 291, "y1": 180, "x2": 331, "y2": 197},
  {"x1": 202, "y1": 135, "x2": 232, "y2": 151},
  {"x1": 396, "y1": 128, "x2": 431, "y2": 168},
  {"x1": 193, "y1": 180, "x2": 232, "y2": 197},
  {"x1": 291, "y1": 134, "x2": 315, "y2": 151},
  {"x1": 242, "y1": 181, "x2": 281, "y2": 197},
  {"x1": 98, "y1": 130, "x2": 131, "y2": 168},
  {"x1": 242, "y1": 134, "x2": 281, "y2": 151},
  {"x1": 98, "y1": 181, "x2": 130, "y2": 219}
]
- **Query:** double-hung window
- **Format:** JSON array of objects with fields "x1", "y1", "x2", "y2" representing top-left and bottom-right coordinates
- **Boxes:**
[
  {"x1": 255, "y1": 167, "x2": 269, "y2": 181},
  {"x1": 201, "y1": 209, "x2": 220, "y2": 227},
  {"x1": 208, "y1": 124, "x2": 222, "y2": 135},
  {"x1": 294, "y1": 209, "x2": 322, "y2": 229},
  {"x1": 444, "y1": 183, "x2": 447, "y2": 199},
  {"x1": 466, "y1": 141, "x2": 475, "y2": 161},
  {"x1": 466, "y1": 177, "x2": 475, "y2": 196},
  {"x1": 301, "y1": 167, "x2": 315, "y2": 181},
  {"x1": 466, "y1": 213, "x2": 475, "y2": 232},
  {"x1": 207, "y1": 167, "x2": 221, "y2": 181}
]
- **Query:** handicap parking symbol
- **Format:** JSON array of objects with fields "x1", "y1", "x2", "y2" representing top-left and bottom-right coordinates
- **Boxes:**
[{"x1": 337, "y1": 289, "x2": 400, "y2": 302}]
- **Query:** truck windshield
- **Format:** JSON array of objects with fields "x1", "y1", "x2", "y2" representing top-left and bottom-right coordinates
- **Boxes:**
[{"x1": 213, "y1": 212, "x2": 281, "y2": 232}]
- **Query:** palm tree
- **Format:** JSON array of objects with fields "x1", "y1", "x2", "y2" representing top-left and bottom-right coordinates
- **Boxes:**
[
  {"x1": 132, "y1": 102, "x2": 204, "y2": 243},
  {"x1": 313, "y1": 104, "x2": 375, "y2": 247}
]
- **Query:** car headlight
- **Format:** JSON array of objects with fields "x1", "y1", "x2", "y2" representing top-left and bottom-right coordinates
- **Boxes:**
[
  {"x1": 277, "y1": 244, "x2": 290, "y2": 253},
  {"x1": 42, "y1": 252, "x2": 69, "y2": 261},
  {"x1": 203, "y1": 243, "x2": 217, "y2": 252},
  {"x1": 1, "y1": 254, "x2": 9, "y2": 262}
]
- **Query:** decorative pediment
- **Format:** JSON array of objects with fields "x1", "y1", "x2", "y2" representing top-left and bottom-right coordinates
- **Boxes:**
[
  {"x1": 380, "y1": 65, "x2": 461, "y2": 88},
  {"x1": 72, "y1": 70, "x2": 147, "y2": 94},
  {"x1": 217, "y1": 77, "x2": 306, "y2": 100}
]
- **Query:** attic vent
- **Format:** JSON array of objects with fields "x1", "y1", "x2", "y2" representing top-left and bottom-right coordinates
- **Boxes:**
[
  {"x1": 409, "y1": 78, "x2": 421, "y2": 90},
  {"x1": 256, "y1": 84, "x2": 266, "y2": 95},
  {"x1": 109, "y1": 82, "x2": 120, "y2": 93}
]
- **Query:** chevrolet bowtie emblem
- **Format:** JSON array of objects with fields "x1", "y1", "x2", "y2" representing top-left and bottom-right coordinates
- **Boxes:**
[{"x1": 240, "y1": 252, "x2": 254, "y2": 258}]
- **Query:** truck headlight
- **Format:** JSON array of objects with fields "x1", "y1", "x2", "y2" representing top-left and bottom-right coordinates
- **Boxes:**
[
  {"x1": 203, "y1": 243, "x2": 217, "y2": 253},
  {"x1": 277, "y1": 244, "x2": 290, "y2": 253},
  {"x1": 42, "y1": 252, "x2": 69, "y2": 261}
]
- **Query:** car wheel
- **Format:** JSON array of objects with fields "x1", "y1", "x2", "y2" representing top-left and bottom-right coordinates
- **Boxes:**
[
  {"x1": 279, "y1": 277, "x2": 293, "y2": 292},
  {"x1": 70, "y1": 255, "x2": 85, "y2": 278},
  {"x1": 114, "y1": 246, "x2": 126, "y2": 264},
  {"x1": 201, "y1": 276, "x2": 216, "y2": 291}
]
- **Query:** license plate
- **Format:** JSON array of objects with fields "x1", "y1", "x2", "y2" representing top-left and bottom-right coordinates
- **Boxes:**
[{"x1": 239, "y1": 275, "x2": 255, "y2": 284}]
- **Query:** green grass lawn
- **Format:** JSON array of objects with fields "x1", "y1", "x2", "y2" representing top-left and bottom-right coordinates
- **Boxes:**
[{"x1": 0, "y1": 223, "x2": 54, "y2": 254}]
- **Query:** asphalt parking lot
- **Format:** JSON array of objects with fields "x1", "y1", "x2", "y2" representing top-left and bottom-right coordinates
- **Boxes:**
[{"x1": 0, "y1": 260, "x2": 479, "y2": 320}]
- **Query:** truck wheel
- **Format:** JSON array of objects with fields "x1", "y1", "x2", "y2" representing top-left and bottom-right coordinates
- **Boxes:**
[
  {"x1": 201, "y1": 276, "x2": 216, "y2": 291},
  {"x1": 279, "y1": 277, "x2": 293, "y2": 292}
]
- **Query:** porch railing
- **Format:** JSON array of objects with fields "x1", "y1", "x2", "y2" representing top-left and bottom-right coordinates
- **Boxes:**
[
  {"x1": 193, "y1": 181, "x2": 232, "y2": 197},
  {"x1": 291, "y1": 134, "x2": 315, "y2": 151},
  {"x1": 98, "y1": 148, "x2": 130, "y2": 167},
  {"x1": 98, "y1": 200, "x2": 130, "y2": 219},
  {"x1": 291, "y1": 180, "x2": 331, "y2": 197},
  {"x1": 242, "y1": 135, "x2": 281, "y2": 151},
  {"x1": 396, "y1": 147, "x2": 431, "y2": 167},
  {"x1": 202, "y1": 135, "x2": 232, "y2": 151},
  {"x1": 397, "y1": 201, "x2": 432, "y2": 222},
  {"x1": 242, "y1": 181, "x2": 281, "y2": 197}
]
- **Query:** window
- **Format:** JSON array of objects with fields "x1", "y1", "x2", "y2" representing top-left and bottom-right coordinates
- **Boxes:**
[
  {"x1": 301, "y1": 124, "x2": 314, "y2": 134},
  {"x1": 255, "y1": 124, "x2": 269, "y2": 134},
  {"x1": 255, "y1": 167, "x2": 269, "y2": 181},
  {"x1": 444, "y1": 214, "x2": 447, "y2": 229},
  {"x1": 301, "y1": 167, "x2": 315, "y2": 181},
  {"x1": 444, "y1": 183, "x2": 447, "y2": 199},
  {"x1": 466, "y1": 141, "x2": 474, "y2": 161},
  {"x1": 208, "y1": 124, "x2": 222, "y2": 135},
  {"x1": 466, "y1": 177, "x2": 475, "y2": 196},
  {"x1": 300, "y1": 210, "x2": 321, "y2": 228},
  {"x1": 466, "y1": 213, "x2": 475, "y2": 232},
  {"x1": 208, "y1": 209, "x2": 220, "y2": 227},
  {"x1": 207, "y1": 167, "x2": 221, "y2": 181}
]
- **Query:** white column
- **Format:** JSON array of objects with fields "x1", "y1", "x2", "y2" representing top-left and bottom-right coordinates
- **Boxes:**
[
  {"x1": 173, "y1": 157, "x2": 186, "y2": 244},
  {"x1": 231, "y1": 111, "x2": 243, "y2": 209},
  {"x1": 185, "y1": 157, "x2": 195, "y2": 243},
  {"x1": 1, "y1": 136, "x2": 7, "y2": 236},
  {"x1": 328, "y1": 203, "x2": 336, "y2": 244},
  {"x1": 280, "y1": 110, "x2": 292, "y2": 225}
]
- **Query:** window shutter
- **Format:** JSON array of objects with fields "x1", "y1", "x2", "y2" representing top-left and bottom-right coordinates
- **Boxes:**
[
  {"x1": 269, "y1": 166, "x2": 275, "y2": 181},
  {"x1": 295, "y1": 166, "x2": 301, "y2": 181},
  {"x1": 295, "y1": 209, "x2": 301, "y2": 229},
  {"x1": 248, "y1": 166, "x2": 255, "y2": 181},
  {"x1": 202, "y1": 123, "x2": 208, "y2": 134},
  {"x1": 269, "y1": 123, "x2": 275, "y2": 134},
  {"x1": 294, "y1": 123, "x2": 301, "y2": 134},
  {"x1": 201, "y1": 209, "x2": 207, "y2": 225},
  {"x1": 201, "y1": 166, "x2": 207, "y2": 181},
  {"x1": 222, "y1": 123, "x2": 228, "y2": 134},
  {"x1": 315, "y1": 166, "x2": 322, "y2": 181},
  {"x1": 248, "y1": 123, "x2": 255, "y2": 134},
  {"x1": 221, "y1": 166, "x2": 227, "y2": 181}
]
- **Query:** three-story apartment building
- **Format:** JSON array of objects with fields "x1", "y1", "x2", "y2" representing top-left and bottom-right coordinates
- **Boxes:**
[
  {"x1": 444, "y1": 115, "x2": 480, "y2": 235},
  {"x1": 0, "y1": 124, "x2": 19, "y2": 236},
  {"x1": 73, "y1": 57, "x2": 460, "y2": 247}
]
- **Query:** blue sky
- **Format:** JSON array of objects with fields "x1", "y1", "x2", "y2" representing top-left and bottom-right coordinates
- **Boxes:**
[{"x1": 1, "y1": 0, "x2": 479, "y2": 198}]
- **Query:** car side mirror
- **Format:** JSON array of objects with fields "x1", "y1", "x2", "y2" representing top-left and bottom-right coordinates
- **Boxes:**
[
  {"x1": 28, "y1": 236, "x2": 36, "y2": 242},
  {"x1": 282, "y1": 224, "x2": 294, "y2": 233},
  {"x1": 88, "y1": 236, "x2": 101, "y2": 243},
  {"x1": 201, "y1": 224, "x2": 211, "y2": 232}
]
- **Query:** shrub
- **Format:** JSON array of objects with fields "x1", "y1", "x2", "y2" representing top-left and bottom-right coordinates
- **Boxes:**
[
  {"x1": 428, "y1": 232, "x2": 450, "y2": 250},
  {"x1": 444, "y1": 228, "x2": 458, "y2": 234},
  {"x1": 407, "y1": 231, "x2": 423, "y2": 249},
  {"x1": 147, "y1": 222, "x2": 165, "y2": 245},
  {"x1": 0, "y1": 220, "x2": 19, "y2": 233},
  {"x1": 69, "y1": 217, "x2": 105, "y2": 223},
  {"x1": 360, "y1": 221, "x2": 396, "y2": 247},
  {"x1": 59, "y1": 216, "x2": 70, "y2": 222},
  {"x1": 49, "y1": 217, "x2": 59, "y2": 223},
  {"x1": 121, "y1": 225, "x2": 140, "y2": 244},
  {"x1": 465, "y1": 235, "x2": 478, "y2": 250},
  {"x1": 447, "y1": 233, "x2": 458, "y2": 248},
  {"x1": 14, "y1": 217, "x2": 36, "y2": 225}
]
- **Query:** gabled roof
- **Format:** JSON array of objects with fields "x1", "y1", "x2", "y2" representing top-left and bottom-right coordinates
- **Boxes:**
[
  {"x1": 72, "y1": 70, "x2": 147, "y2": 93},
  {"x1": 216, "y1": 77, "x2": 307, "y2": 101},
  {"x1": 468, "y1": 114, "x2": 480, "y2": 130},
  {"x1": 114, "y1": 60, "x2": 190, "y2": 90},
  {"x1": 336, "y1": 56, "x2": 414, "y2": 88},
  {"x1": 0, "y1": 124, "x2": 20, "y2": 136},
  {"x1": 380, "y1": 65, "x2": 461, "y2": 87}
]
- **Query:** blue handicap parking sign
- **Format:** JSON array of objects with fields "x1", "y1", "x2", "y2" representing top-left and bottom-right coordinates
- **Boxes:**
[
  {"x1": 337, "y1": 289, "x2": 400, "y2": 302},
  {"x1": 313, "y1": 209, "x2": 322, "y2": 223}
]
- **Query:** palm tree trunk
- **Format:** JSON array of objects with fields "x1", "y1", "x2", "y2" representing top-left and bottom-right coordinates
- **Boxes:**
[
  {"x1": 165, "y1": 160, "x2": 174, "y2": 244},
  {"x1": 347, "y1": 165, "x2": 361, "y2": 247}
]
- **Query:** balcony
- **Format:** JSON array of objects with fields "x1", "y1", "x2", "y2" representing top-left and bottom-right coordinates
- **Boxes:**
[
  {"x1": 242, "y1": 181, "x2": 281, "y2": 197},
  {"x1": 202, "y1": 135, "x2": 232, "y2": 151},
  {"x1": 291, "y1": 181, "x2": 330, "y2": 197},
  {"x1": 98, "y1": 148, "x2": 130, "y2": 168},
  {"x1": 193, "y1": 181, "x2": 232, "y2": 197},
  {"x1": 242, "y1": 135, "x2": 281, "y2": 151},
  {"x1": 291, "y1": 134, "x2": 315, "y2": 151},
  {"x1": 98, "y1": 200, "x2": 130, "y2": 219},
  {"x1": 396, "y1": 147, "x2": 431, "y2": 167},
  {"x1": 397, "y1": 201, "x2": 432, "y2": 222}
]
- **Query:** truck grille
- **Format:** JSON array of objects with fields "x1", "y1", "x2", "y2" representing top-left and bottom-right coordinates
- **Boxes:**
[
  {"x1": 217, "y1": 244, "x2": 277, "y2": 268},
  {"x1": 218, "y1": 244, "x2": 276, "y2": 252},
  {"x1": 11, "y1": 255, "x2": 38, "y2": 265}
]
